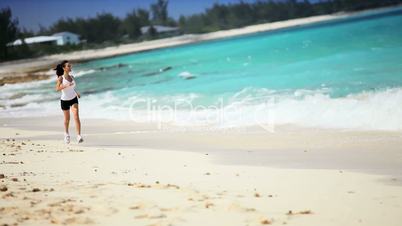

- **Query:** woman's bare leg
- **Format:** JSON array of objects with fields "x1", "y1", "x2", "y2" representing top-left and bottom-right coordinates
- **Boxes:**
[
  {"x1": 63, "y1": 110, "x2": 70, "y2": 134},
  {"x1": 71, "y1": 104, "x2": 81, "y2": 135}
]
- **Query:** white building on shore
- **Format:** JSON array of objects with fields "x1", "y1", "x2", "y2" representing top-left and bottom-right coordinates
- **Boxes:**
[
  {"x1": 140, "y1": 25, "x2": 179, "y2": 35},
  {"x1": 8, "y1": 31, "x2": 80, "y2": 46}
]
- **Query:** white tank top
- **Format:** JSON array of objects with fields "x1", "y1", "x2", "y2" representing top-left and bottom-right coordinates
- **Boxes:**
[{"x1": 60, "y1": 75, "x2": 77, "y2": 101}]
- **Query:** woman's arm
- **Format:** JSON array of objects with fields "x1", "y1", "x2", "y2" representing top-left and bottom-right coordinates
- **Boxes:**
[
  {"x1": 74, "y1": 89, "x2": 81, "y2": 98},
  {"x1": 71, "y1": 75, "x2": 80, "y2": 98},
  {"x1": 55, "y1": 76, "x2": 71, "y2": 91}
]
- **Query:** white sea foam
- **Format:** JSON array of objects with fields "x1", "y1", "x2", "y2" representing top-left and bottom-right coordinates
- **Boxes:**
[
  {"x1": 1, "y1": 87, "x2": 402, "y2": 131},
  {"x1": 0, "y1": 69, "x2": 95, "y2": 93},
  {"x1": 221, "y1": 87, "x2": 402, "y2": 131},
  {"x1": 73, "y1": 69, "x2": 96, "y2": 77},
  {"x1": 178, "y1": 71, "x2": 196, "y2": 79},
  {"x1": 0, "y1": 76, "x2": 55, "y2": 92}
]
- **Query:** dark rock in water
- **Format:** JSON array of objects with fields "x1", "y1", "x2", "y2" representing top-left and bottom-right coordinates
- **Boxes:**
[
  {"x1": 11, "y1": 103, "x2": 28, "y2": 108},
  {"x1": 98, "y1": 63, "x2": 129, "y2": 71},
  {"x1": 178, "y1": 71, "x2": 196, "y2": 80},
  {"x1": 142, "y1": 71, "x2": 160, "y2": 77},
  {"x1": 0, "y1": 73, "x2": 50, "y2": 86},
  {"x1": 150, "y1": 78, "x2": 173, "y2": 85},
  {"x1": 142, "y1": 66, "x2": 173, "y2": 77},
  {"x1": 9, "y1": 93, "x2": 26, "y2": 100},
  {"x1": 0, "y1": 174, "x2": 4, "y2": 179},
  {"x1": 81, "y1": 89, "x2": 102, "y2": 95},
  {"x1": 32, "y1": 188, "x2": 40, "y2": 192},
  {"x1": 82, "y1": 87, "x2": 114, "y2": 96},
  {"x1": 159, "y1": 66, "x2": 172, "y2": 72}
]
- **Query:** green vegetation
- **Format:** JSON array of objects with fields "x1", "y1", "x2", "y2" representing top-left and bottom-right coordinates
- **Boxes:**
[
  {"x1": 178, "y1": 0, "x2": 402, "y2": 33},
  {"x1": 0, "y1": 8, "x2": 18, "y2": 60},
  {"x1": 1, "y1": 0, "x2": 401, "y2": 62}
]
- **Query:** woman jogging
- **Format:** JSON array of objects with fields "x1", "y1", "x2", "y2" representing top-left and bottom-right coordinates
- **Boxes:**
[{"x1": 54, "y1": 60, "x2": 83, "y2": 144}]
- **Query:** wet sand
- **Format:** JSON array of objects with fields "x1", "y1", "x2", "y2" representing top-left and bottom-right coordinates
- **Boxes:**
[{"x1": 1, "y1": 117, "x2": 402, "y2": 225}]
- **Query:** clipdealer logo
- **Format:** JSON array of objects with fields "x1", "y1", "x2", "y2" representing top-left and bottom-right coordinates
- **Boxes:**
[{"x1": 128, "y1": 96, "x2": 276, "y2": 132}]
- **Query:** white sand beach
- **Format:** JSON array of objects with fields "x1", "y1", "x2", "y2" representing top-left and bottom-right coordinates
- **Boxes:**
[{"x1": 1, "y1": 117, "x2": 402, "y2": 226}]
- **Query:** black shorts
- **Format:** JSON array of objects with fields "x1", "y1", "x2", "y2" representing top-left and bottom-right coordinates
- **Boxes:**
[{"x1": 60, "y1": 97, "x2": 78, "y2": 110}]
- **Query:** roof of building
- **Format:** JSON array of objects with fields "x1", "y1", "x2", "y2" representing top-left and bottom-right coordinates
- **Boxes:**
[
  {"x1": 52, "y1": 31, "x2": 79, "y2": 37},
  {"x1": 140, "y1": 25, "x2": 179, "y2": 34},
  {"x1": 11, "y1": 36, "x2": 60, "y2": 46},
  {"x1": 8, "y1": 31, "x2": 81, "y2": 46}
]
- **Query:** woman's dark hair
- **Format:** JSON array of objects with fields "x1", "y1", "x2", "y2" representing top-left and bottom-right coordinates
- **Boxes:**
[{"x1": 54, "y1": 60, "x2": 69, "y2": 77}]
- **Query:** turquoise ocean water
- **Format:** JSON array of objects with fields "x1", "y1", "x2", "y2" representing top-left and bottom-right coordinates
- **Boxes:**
[{"x1": 1, "y1": 7, "x2": 402, "y2": 130}]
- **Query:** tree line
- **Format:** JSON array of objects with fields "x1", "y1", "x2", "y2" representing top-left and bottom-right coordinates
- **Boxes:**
[
  {"x1": 1, "y1": 0, "x2": 401, "y2": 62},
  {"x1": 178, "y1": 0, "x2": 402, "y2": 33}
]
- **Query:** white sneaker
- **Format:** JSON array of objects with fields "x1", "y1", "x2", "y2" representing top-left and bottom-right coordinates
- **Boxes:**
[
  {"x1": 77, "y1": 135, "x2": 84, "y2": 143},
  {"x1": 64, "y1": 134, "x2": 70, "y2": 144}
]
